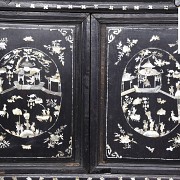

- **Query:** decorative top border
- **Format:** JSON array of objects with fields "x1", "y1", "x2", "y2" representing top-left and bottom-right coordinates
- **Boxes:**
[
  {"x1": 0, "y1": 175, "x2": 177, "y2": 180},
  {"x1": 0, "y1": 1, "x2": 176, "y2": 12}
]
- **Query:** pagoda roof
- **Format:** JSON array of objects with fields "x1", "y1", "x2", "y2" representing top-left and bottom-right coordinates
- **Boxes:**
[
  {"x1": 20, "y1": 61, "x2": 34, "y2": 68},
  {"x1": 141, "y1": 60, "x2": 155, "y2": 69},
  {"x1": 122, "y1": 73, "x2": 136, "y2": 81},
  {"x1": 138, "y1": 68, "x2": 160, "y2": 76}
]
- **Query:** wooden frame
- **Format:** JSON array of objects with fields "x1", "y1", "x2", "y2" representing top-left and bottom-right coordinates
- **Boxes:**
[
  {"x1": 0, "y1": 11, "x2": 90, "y2": 174},
  {"x1": 0, "y1": 0, "x2": 178, "y2": 178},
  {"x1": 90, "y1": 13, "x2": 180, "y2": 175}
]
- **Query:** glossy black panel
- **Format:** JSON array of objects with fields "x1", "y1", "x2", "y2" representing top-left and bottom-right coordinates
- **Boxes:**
[
  {"x1": 0, "y1": 25, "x2": 73, "y2": 159},
  {"x1": 106, "y1": 26, "x2": 178, "y2": 161}
]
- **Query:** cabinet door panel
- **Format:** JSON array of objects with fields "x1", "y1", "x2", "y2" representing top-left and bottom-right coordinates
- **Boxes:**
[
  {"x1": 0, "y1": 12, "x2": 89, "y2": 174},
  {"x1": 91, "y1": 13, "x2": 180, "y2": 175}
]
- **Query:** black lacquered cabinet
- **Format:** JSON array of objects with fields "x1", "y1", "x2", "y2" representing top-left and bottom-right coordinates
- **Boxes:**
[{"x1": 0, "y1": 0, "x2": 180, "y2": 179}]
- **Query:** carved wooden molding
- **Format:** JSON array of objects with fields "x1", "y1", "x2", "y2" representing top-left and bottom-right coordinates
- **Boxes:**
[
  {"x1": 0, "y1": 1, "x2": 176, "y2": 12},
  {"x1": 0, "y1": 175, "x2": 178, "y2": 180}
]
